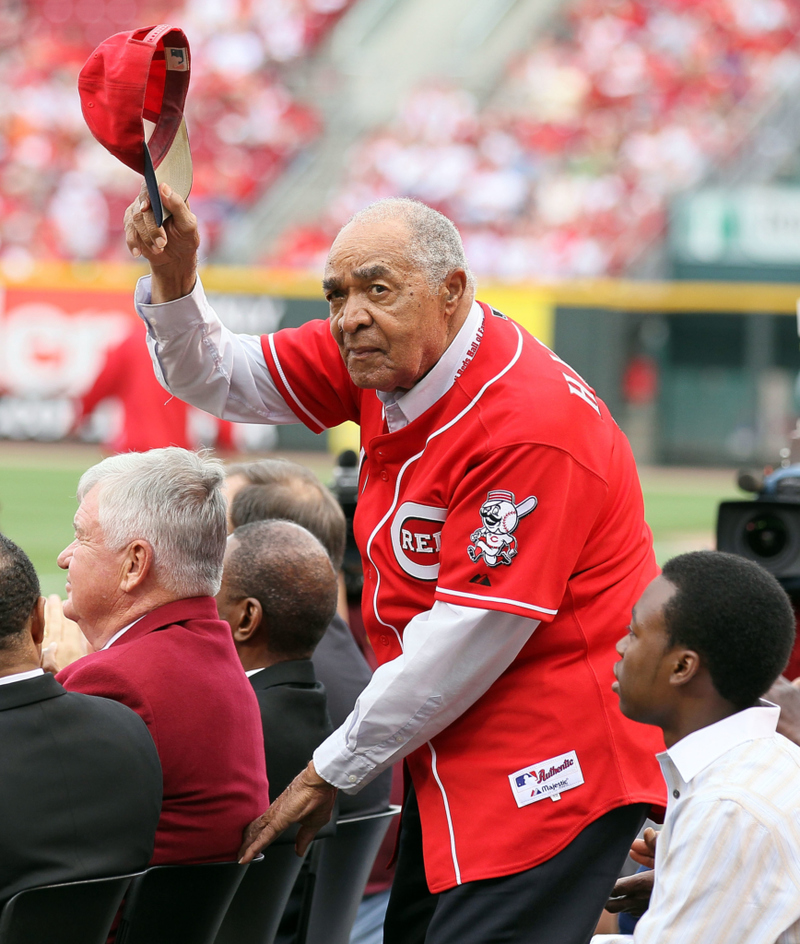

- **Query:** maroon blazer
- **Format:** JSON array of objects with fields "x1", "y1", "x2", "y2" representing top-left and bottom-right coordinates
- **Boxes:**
[{"x1": 58, "y1": 597, "x2": 269, "y2": 865}]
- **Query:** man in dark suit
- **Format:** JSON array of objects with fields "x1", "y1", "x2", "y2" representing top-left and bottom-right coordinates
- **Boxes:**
[
  {"x1": 216, "y1": 519, "x2": 339, "y2": 800},
  {"x1": 55, "y1": 447, "x2": 269, "y2": 865},
  {"x1": 0, "y1": 533, "x2": 161, "y2": 907},
  {"x1": 225, "y1": 459, "x2": 392, "y2": 817}
]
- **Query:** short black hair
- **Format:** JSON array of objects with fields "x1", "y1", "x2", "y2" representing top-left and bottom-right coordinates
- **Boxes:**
[
  {"x1": 227, "y1": 459, "x2": 346, "y2": 570},
  {"x1": 225, "y1": 520, "x2": 338, "y2": 660},
  {"x1": 661, "y1": 550, "x2": 795, "y2": 709},
  {"x1": 0, "y1": 534, "x2": 40, "y2": 647}
]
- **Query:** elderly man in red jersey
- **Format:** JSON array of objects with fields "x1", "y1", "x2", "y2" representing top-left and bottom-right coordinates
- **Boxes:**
[
  {"x1": 57, "y1": 447, "x2": 269, "y2": 865},
  {"x1": 124, "y1": 188, "x2": 665, "y2": 944}
]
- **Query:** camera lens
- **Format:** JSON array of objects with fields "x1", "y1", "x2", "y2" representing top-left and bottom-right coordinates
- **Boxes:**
[{"x1": 744, "y1": 513, "x2": 788, "y2": 559}]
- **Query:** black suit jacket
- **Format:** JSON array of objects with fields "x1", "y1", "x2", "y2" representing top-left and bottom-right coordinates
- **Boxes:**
[
  {"x1": 311, "y1": 615, "x2": 392, "y2": 816},
  {"x1": 0, "y1": 673, "x2": 162, "y2": 906},
  {"x1": 249, "y1": 660, "x2": 333, "y2": 802}
]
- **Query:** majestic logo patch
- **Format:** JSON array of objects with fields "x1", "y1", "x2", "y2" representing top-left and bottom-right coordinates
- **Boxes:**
[
  {"x1": 467, "y1": 489, "x2": 537, "y2": 568},
  {"x1": 390, "y1": 502, "x2": 447, "y2": 581},
  {"x1": 469, "y1": 574, "x2": 492, "y2": 586},
  {"x1": 509, "y1": 751, "x2": 585, "y2": 808}
]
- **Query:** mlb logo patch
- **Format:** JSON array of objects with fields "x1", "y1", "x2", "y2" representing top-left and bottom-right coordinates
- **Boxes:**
[
  {"x1": 165, "y1": 47, "x2": 189, "y2": 71},
  {"x1": 508, "y1": 750, "x2": 585, "y2": 808}
]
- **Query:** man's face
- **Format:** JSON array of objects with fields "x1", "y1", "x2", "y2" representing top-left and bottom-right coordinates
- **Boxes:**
[
  {"x1": 222, "y1": 473, "x2": 249, "y2": 533},
  {"x1": 215, "y1": 538, "x2": 240, "y2": 635},
  {"x1": 57, "y1": 486, "x2": 127, "y2": 641},
  {"x1": 323, "y1": 218, "x2": 453, "y2": 393},
  {"x1": 613, "y1": 575, "x2": 680, "y2": 725}
]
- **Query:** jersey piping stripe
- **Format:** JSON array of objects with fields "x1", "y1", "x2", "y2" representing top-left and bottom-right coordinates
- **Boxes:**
[
  {"x1": 267, "y1": 334, "x2": 326, "y2": 432},
  {"x1": 363, "y1": 321, "x2": 524, "y2": 646},
  {"x1": 436, "y1": 587, "x2": 559, "y2": 616},
  {"x1": 362, "y1": 322, "x2": 524, "y2": 880},
  {"x1": 428, "y1": 741, "x2": 462, "y2": 885}
]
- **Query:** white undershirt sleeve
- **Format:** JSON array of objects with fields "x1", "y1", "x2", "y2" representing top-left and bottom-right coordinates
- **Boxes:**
[
  {"x1": 134, "y1": 274, "x2": 299, "y2": 424},
  {"x1": 313, "y1": 602, "x2": 540, "y2": 792}
]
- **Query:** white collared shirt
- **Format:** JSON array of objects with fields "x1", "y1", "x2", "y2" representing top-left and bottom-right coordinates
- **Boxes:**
[
  {"x1": 598, "y1": 702, "x2": 800, "y2": 944},
  {"x1": 376, "y1": 300, "x2": 483, "y2": 432},
  {"x1": 100, "y1": 616, "x2": 144, "y2": 651},
  {"x1": 245, "y1": 667, "x2": 265, "y2": 678},
  {"x1": 135, "y1": 275, "x2": 539, "y2": 792},
  {"x1": 0, "y1": 668, "x2": 45, "y2": 686}
]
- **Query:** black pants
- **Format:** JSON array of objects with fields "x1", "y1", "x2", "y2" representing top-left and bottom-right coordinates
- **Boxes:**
[{"x1": 384, "y1": 787, "x2": 648, "y2": 944}]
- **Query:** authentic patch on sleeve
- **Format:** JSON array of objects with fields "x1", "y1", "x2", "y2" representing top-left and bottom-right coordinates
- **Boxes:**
[{"x1": 508, "y1": 750, "x2": 585, "y2": 807}]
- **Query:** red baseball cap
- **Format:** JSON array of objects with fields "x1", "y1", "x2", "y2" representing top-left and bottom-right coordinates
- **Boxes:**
[{"x1": 79, "y1": 25, "x2": 192, "y2": 227}]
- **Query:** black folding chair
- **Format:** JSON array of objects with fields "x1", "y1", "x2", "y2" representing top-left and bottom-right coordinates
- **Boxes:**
[
  {"x1": 116, "y1": 858, "x2": 256, "y2": 944},
  {"x1": 296, "y1": 805, "x2": 401, "y2": 944},
  {"x1": 214, "y1": 841, "x2": 308, "y2": 944},
  {"x1": 0, "y1": 872, "x2": 141, "y2": 944}
]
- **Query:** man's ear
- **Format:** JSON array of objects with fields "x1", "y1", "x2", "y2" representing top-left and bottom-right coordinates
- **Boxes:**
[
  {"x1": 120, "y1": 540, "x2": 154, "y2": 593},
  {"x1": 233, "y1": 597, "x2": 263, "y2": 643},
  {"x1": 670, "y1": 648, "x2": 702, "y2": 688},
  {"x1": 442, "y1": 268, "x2": 468, "y2": 316},
  {"x1": 29, "y1": 596, "x2": 46, "y2": 650}
]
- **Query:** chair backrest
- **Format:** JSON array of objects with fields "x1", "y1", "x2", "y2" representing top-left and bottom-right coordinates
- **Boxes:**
[
  {"x1": 116, "y1": 859, "x2": 253, "y2": 944},
  {"x1": 0, "y1": 872, "x2": 141, "y2": 944},
  {"x1": 214, "y1": 842, "x2": 307, "y2": 944},
  {"x1": 297, "y1": 805, "x2": 401, "y2": 944}
]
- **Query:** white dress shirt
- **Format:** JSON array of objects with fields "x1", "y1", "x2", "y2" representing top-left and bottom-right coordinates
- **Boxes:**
[
  {"x1": 0, "y1": 668, "x2": 44, "y2": 686},
  {"x1": 100, "y1": 616, "x2": 144, "y2": 651},
  {"x1": 135, "y1": 275, "x2": 540, "y2": 792},
  {"x1": 594, "y1": 702, "x2": 800, "y2": 944}
]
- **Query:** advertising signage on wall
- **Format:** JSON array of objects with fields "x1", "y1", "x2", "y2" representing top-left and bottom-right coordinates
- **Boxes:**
[
  {"x1": 670, "y1": 186, "x2": 800, "y2": 281},
  {"x1": 0, "y1": 277, "x2": 286, "y2": 444},
  {"x1": 0, "y1": 263, "x2": 557, "y2": 447}
]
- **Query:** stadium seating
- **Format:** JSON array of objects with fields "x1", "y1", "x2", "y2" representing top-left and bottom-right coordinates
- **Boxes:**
[
  {"x1": 0, "y1": 873, "x2": 142, "y2": 944},
  {"x1": 0, "y1": 0, "x2": 350, "y2": 262},
  {"x1": 295, "y1": 806, "x2": 401, "y2": 944},
  {"x1": 213, "y1": 842, "x2": 309, "y2": 944},
  {"x1": 270, "y1": 0, "x2": 800, "y2": 277},
  {"x1": 115, "y1": 859, "x2": 252, "y2": 944}
]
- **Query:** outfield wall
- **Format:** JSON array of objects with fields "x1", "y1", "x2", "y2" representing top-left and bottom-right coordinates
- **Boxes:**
[{"x1": 1, "y1": 262, "x2": 798, "y2": 465}]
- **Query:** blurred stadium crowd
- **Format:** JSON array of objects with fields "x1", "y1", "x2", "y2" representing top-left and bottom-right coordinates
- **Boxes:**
[
  {"x1": 0, "y1": 0, "x2": 350, "y2": 262},
  {"x1": 2, "y1": 0, "x2": 800, "y2": 275},
  {"x1": 274, "y1": 0, "x2": 800, "y2": 277}
]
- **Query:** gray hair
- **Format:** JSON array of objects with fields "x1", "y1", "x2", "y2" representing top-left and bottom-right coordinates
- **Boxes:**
[
  {"x1": 226, "y1": 520, "x2": 338, "y2": 659},
  {"x1": 77, "y1": 448, "x2": 227, "y2": 598},
  {"x1": 347, "y1": 197, "x2": 476, "y2": 294},
  {"x1": 226, "y1": 458, "x2": 346, "y2": 570}
]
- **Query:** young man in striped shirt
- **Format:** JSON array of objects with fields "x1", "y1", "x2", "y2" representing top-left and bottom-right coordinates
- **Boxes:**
[{"x1": 601, "y1": 549, "x2": 800, "y2": 944}]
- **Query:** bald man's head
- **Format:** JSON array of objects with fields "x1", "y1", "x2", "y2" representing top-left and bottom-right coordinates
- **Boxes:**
[{"x1": 217, "y1": 519, "x2": 338, "y2": 662}]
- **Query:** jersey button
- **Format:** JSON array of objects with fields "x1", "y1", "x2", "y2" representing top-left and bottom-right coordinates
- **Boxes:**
[
  {"x1": 672, "y1": 789, "x2": 680, "y2": 799},
  {"x1": 380, "y1": 634, "x2": 389, "y2": 646},
  {"x1": 348, "y1": 775, "x2": 357, "y2": 784},
  {"x1": 380, "y1": 471, "x2": 389, "y2": 482}
]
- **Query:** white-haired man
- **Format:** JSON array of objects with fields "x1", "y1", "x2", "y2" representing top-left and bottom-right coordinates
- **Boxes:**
[
  {"x1": 125, "y1": 190, "x2": 665, "y2": 944},
  {"x1": 57, "y1": 447, "x2": 269, "y2": 866}
]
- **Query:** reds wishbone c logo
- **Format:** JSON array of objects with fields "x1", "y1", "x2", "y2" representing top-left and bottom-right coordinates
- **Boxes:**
[
  {"x1": 390, "y1": 502, "x2": 448, "y2": 581},
  {"x1": 467, "y1": 489, "x2": 537, "y2": 568}
]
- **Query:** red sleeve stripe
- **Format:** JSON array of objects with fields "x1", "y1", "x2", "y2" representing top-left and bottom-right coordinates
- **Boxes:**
[
  {"x1": 435, "y1": 586, "x2": 558, "y2": 616},
  {"x1": 264, "y1": 334, "x2": 326, "y2": 434}
]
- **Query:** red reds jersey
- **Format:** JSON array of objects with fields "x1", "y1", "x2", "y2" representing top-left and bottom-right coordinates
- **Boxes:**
[
  {"x1": 76, "y1": 327, "x2": 192, "y2": 453},
  {"x1": 262, "y1": 304, "x2": 666, "y2": 892}
]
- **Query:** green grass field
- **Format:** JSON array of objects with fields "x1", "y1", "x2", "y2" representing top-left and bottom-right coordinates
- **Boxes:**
[{"x1": 0, "y1": 443, "x2": 745, "y2": 597}]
